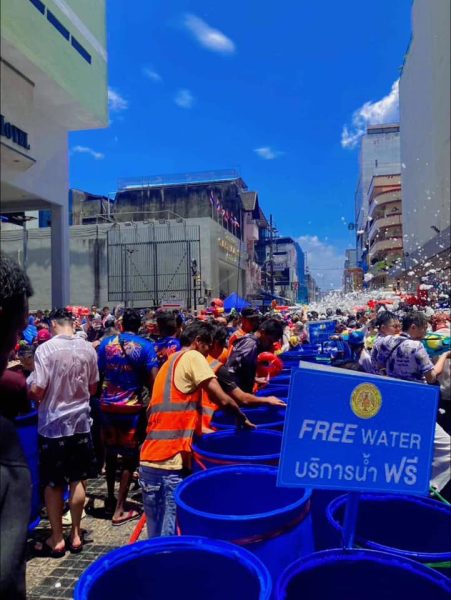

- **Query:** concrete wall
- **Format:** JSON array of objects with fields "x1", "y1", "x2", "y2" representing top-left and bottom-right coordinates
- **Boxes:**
[
  {"x1": 400, "y1": 0, "x2": 450, "y2": 261},
  {"x1": 0, "y1": 219, "x2": 246, "y2": 309}
]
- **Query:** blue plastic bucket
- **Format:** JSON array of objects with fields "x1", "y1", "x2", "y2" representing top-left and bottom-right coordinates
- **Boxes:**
[
  {"x1": 74, "y1": 536, "x2": 272, "y2": 600},
  {"x1": 176, "y1": 465, "x2": 313, "y2": 580},
  {"x1": 256, "y1": 386, "x2": 289, "y2": 400},
  {"x1": 15, "y1": 410, "x2": 40, "y2": 531},
  {"x1": 327, "y1": 493, "x2": 451, "y2": 576},
  {"x1": 276, "y1": 549, "x2": 451, "y2": 600},
  {"x1": 192, "y1": 429, "x2": 282, "y2": 471},
  {"x1": 212, "y1": 406, "x2": 286, "y2": 431}
]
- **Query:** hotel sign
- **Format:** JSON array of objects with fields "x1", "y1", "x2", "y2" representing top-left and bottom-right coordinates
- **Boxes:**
[{"x1": 0, "y1": 114, "x2": 31, "y2": 150}]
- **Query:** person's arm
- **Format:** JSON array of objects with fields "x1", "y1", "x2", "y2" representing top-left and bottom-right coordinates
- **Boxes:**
[
  {"x1": 231, "y1": 387, "x2": 286, "y2": 407},
  {"x1": 29, "y1": 348, "x2": 48, "y2": 403},
  {"x1": 425, "y1": 351, "x2": 451, "y2": 384},
  {"x1": 200, "y1": 378, "x2": 254, "y2": 429},
  {"x1": 216, "y1": 365, "x2": 285, "y2": 407}
]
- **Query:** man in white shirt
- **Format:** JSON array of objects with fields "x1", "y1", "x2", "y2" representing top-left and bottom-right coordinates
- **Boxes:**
[{"x1": 31, "y1": 309, "x2": 99, "y2": 557}]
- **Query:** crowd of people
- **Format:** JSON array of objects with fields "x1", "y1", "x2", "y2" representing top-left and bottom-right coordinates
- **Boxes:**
[{"x1": 0, "y1": 254, "x2": 450, "y2": 599}]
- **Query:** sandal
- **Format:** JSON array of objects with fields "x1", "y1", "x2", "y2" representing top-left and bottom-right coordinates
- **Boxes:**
[
  {"x1": 66, "y1": 536, "x2": 84, "y2": 554},
  {"x1": 112, "y1": 509, "x2": 141, "y2": 527},
  {"x1": 34, "y1": 539, "x2": 66, "y2": 559}
]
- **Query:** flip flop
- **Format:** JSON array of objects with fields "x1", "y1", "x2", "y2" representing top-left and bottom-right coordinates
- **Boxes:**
[
  {"x1": 34, "y1": 539, "x2": 66, "y2": 559},
  {"x1": 66, "y1": 530, "x2": 85, "y2": 554},
  {"x1": 112, "y1": 510, "x2": 141, "y2": 527}
]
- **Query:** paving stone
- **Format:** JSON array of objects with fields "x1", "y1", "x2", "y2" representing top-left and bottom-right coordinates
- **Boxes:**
[{"x1": 27, "y1": 475, "x2": 144, "y2": 596}]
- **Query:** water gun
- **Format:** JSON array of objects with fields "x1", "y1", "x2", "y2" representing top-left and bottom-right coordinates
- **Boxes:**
[{"x1": 422, "y1": 334, "x2": 451, "y2": 358}]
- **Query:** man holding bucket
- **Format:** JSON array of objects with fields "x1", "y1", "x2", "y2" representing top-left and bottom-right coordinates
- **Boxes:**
[{"x1": 139, "y1": 321, "x2": 254, "y2": 537}]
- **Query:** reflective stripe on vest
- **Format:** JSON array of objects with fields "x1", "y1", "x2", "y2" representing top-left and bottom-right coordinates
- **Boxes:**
[
  {"x1": 198, "y1": 356, "x2": 223, "y2": 432},
  {"x1": 140, "y1": 350, "x2": 202, "y2": 462}
]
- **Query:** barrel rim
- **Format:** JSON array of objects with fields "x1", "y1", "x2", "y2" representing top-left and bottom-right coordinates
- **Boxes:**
[
  {"x1": 276, "y1": 548, "x2": 451, "y2": 597},
  {"x1": 74, "y1": 536, "x2": 272, "y2": 600},
  {"x1": 192, "y1": 428, "x2": 282, "y2": 462},
  {"x1": 211, "y1": 407, "x2": 286, "y2": 431},
  {"x1": 14, "y1": 409, "x2": 38, "y2": 425},
  {"x1": 175, "y1": 464, "x2": 312, "y2": 522},
  {"x1": 327, "y1": 493, "x2": 451, "y2": 561}
]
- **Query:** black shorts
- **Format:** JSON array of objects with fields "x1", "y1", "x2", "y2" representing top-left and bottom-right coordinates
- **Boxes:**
[{"x1": 39, "y1": 433, "x2": 97, "y2": 488}]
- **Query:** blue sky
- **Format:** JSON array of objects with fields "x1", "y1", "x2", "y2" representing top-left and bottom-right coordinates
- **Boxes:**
[{"x1": 70, "y1": 0, "x2": 412, "y2": 289}]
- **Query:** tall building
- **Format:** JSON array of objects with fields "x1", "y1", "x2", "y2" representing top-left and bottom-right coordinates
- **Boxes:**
[
  {"x1": 255, "y1": 236, "x2": 299, "y2": 304},
  {"x1": 355, "y1": 124, "x2": 401, "y2": 275},
  {"x1": 367, "y1": 173, "x2": 403, "y2": 288},
  {"x1": 294, "y1": 242, "x2": 308, "y2": 303},
  {"x1": 399, "y1": 0, "x2": 450, "y2": 281},
  {"x1": 343, "y1": 248, "x2": 362, "y2": 292},
  {"x1": 0, "y1": 0, "x2": 108, "y2": 305}
]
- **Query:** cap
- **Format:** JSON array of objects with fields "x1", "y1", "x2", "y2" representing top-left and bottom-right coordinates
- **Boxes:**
[
  {"x1": 348, "y1": 330, "x2": 365, "y2": 345},
  {"x1": 37, "y1": 329, "x2": 52, "y2": 344}
]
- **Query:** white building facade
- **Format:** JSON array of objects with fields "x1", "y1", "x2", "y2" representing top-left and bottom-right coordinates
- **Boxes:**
[
  {"x1": 0, "y1": 0, "x2": 108, "y2": 305},
  {"x1": 399, "y1": 0, "x2": 450, "y2": 274}
]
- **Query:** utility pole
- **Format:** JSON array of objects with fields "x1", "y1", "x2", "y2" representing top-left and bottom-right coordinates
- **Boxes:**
[
  {"x1": 191, "y1": 259, "x2": 198, "y2": 313},
  {"x1": 269, "y1": 214, "x2": 275, "y2": 296}
]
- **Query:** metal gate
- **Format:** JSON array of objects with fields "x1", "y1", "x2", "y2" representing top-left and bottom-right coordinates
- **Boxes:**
[{"x1": 107, "y1": 222, "x2": 201, "y2": 308}]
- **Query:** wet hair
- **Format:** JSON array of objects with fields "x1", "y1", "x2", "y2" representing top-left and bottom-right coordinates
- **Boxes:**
[
  {"x1": 49, "y1": 308, "x2": 73, "y2": 325},
  {"x1": 259, "y1": 318, "x2": 285, "y2": 340},
  {"x1": 0, "y1": 255, "x2": 33, "y2": 312},
  {"x1": 213, "y1": 325, "x2": 228, "y2": 347},
  {"x1": 180, "y1": 321, "x2": 215, "y2": 347},
  {"x1": 241, "y1": 308, "x2": 260, "y2": 321},
  {"x1": 156, "y1": 311, "x2": 178, "y2": 337},
  {"x1": 122, "y1": 308, "x2": 142, "y2": 333},
  {"x1": 402, "y1": 311, "x2": 428, "y2": 332},
  {"x1": 376, "y1": 311, "x2": 398, "y2": 329}
]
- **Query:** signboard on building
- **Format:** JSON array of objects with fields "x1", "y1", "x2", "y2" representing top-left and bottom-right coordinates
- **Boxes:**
[
  {"x1": 278, "y1": 363, "x2": 438, "y2": 495},
  {"x1": 160, "y1": 296, "x2": 185, "y2": 310}
]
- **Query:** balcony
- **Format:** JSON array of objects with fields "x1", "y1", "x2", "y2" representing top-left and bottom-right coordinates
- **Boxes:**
[
  {"x1": 368, "y1": 214, "x2": 402, "y2": 243},
  {"x1": 368, "y1": 190, "x2": 401, "y2": 218},
  {"x1": 369, "y1": 238, "x2": 403, "y2": 259}
]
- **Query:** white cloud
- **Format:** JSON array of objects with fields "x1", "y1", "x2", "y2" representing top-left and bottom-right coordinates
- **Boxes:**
[
  {"x1": 72, "y1": 145, "x2": 105, "y2": 160},
  {"x1": 108, "y1": 87, "x2": 128, "y2": 112},
  {"x1": 142, "y1": 67, "x2": 162, "y2": 83},
  {"x1": 174, "y1": 89, "x2": 194, "y2": 109},
  {"x1": 254, "y1": 146, "x2": 284, "y2": 160},
  {"x1": 341, "y1": 79, "x2": 399, "y2": 149},
  {"x1": 184, "y1": 14, "x2": 235, "y2": 55},
  {"x1": 297, "y1": 235, "x2": 345, "y2": 290}
]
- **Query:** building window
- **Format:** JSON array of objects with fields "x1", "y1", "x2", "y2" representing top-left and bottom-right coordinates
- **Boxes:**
[
  {"x1": 29, "y1": 0, "x2": 45, "y2": 15},
  {"x1": 47, "y1": 9, "x2": 70, "y2": 40},
  {"x1": 71, "y1": 36, "x2": 92, "y2": 64}
]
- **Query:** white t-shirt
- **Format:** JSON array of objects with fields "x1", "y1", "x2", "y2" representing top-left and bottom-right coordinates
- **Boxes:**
[{"x1": 33, "y1": 335, "x2": 99, "y2": 438}]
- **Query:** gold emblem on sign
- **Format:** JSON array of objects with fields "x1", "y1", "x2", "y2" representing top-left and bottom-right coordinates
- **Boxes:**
[{"x1": 350, "y1": 383, "x2": 382, "y2": 419}]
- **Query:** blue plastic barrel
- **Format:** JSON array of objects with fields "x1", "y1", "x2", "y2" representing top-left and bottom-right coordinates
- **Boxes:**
[
  {"x1": 256, "y1": 386, "x2": 289, "y2": 400},
  {"x1": 74, "y1": 536, "x2": 272, "y2": 600},
  {"x1": 15, "y1": 410, "x2": 40, "y2": 531},
  {"x1": 192, "y1": 429, "x2": 282, "y2": 471},
  {"x1": 327, "y1": 493, "x2": 451, "y2": 576},
  {"x1": 176, "y1": 465, "x2": 313, "y2": 580},
  {"x1": 276, "y1": 549, "x2": 451, "y2": 600},
  {"x1": 212, "y1": 406, "x2": 286, "y2": 431},
  {"x1": 269, "y1": 375, "x2": 291, "y2": 386}
]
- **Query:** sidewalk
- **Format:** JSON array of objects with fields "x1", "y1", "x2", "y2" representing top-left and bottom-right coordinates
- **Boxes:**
[{"x1": 26, "y1": 476, "x2": 144, "y2": 599}]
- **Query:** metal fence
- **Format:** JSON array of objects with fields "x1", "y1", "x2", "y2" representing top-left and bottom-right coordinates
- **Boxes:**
[{"x1": 107, "y1": 222, "x2": 201, "y2": 308}]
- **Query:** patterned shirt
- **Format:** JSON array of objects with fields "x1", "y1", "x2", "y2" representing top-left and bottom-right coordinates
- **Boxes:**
[
  {"x1": 154, "y1": 336, "x2": 182, "y2": 367},
  {"x1": 371, "y1": 333, "x2": 434, "y2": 382},
  {"x1": 98, "y1": 333, "x2": 158, "y2": 411}
]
